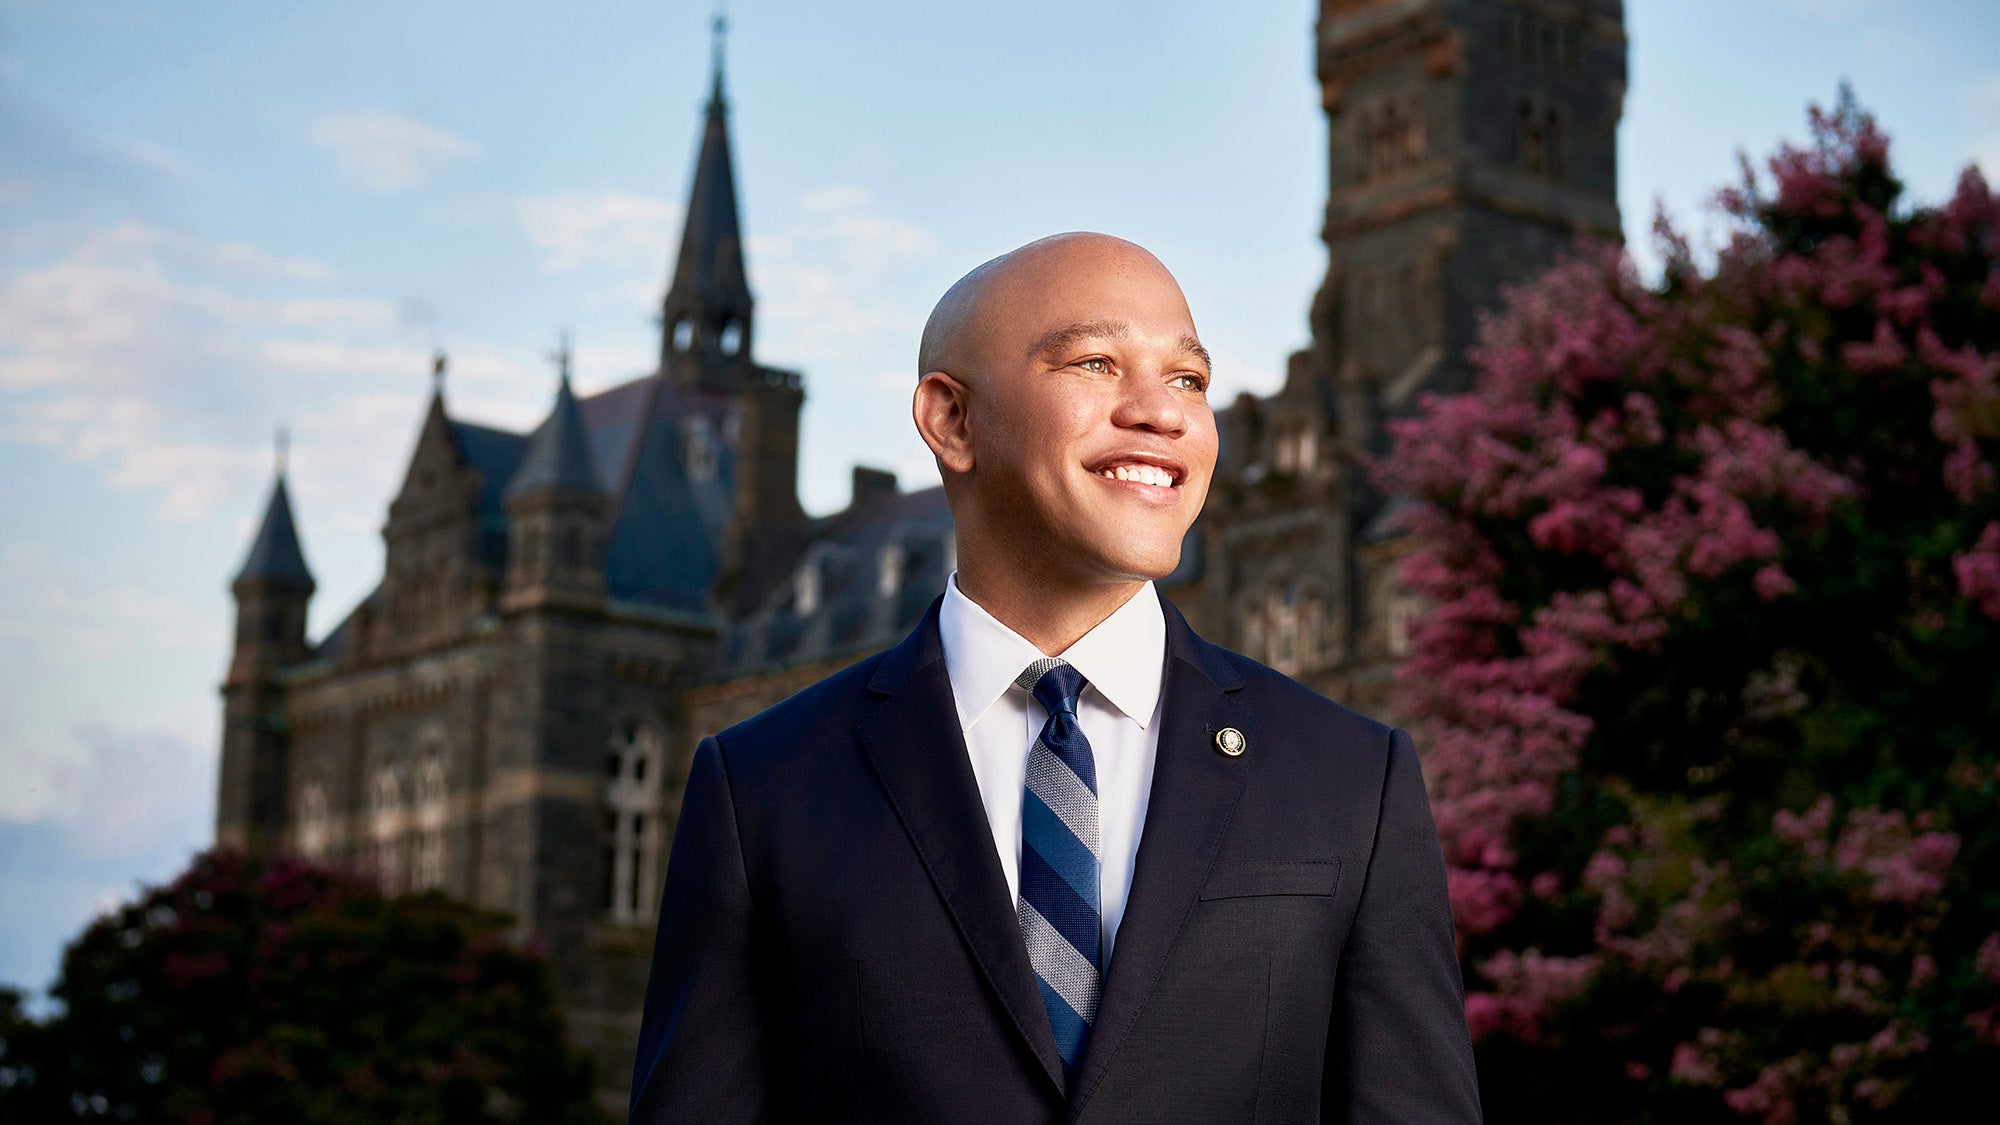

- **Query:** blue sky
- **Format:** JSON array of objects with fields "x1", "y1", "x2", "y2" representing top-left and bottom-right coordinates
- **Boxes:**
[{"x1": 1, "y1": 0, "x2": 1994, "y2": 1002}]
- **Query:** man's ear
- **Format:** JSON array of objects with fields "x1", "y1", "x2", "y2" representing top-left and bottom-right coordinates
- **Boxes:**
[{"x1": 913, "y1": 371, "x2": 975, "y2": 475}]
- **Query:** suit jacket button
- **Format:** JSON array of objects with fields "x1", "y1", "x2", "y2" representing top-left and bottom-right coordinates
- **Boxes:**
[{"x1": 1215, "y1": 727, "x2": 1246, "y2": 757}]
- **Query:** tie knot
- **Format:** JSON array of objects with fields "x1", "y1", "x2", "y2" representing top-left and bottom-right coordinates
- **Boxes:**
[{"x1": 1018, "y1": 658, "x2": 1085, "y2": 719}]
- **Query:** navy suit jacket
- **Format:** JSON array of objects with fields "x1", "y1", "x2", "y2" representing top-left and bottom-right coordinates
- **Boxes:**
[{"x1": 631, "y1": 593, "x2": 1480, "y2": 1123}]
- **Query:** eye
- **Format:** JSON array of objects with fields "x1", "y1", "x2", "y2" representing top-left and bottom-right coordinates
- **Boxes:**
[
  {"x1": 1075, "y1": 357, "x2": 1112, "y2": 374},
  {"x1": 1169, "y1": 371, "x2": 1210, "y2": 393}
]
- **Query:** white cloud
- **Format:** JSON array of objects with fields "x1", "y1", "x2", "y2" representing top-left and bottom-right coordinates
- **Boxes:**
[
  {"x1": 308, "y1": 109, "x2": 478, "y2": 193},
  {"x1": 514, "y1": 190, "x2": 680, "y2": 272},
  {"x1": 0, "y1": 720, "x2": 211, "y2": 850},
  {"x1": 0, "y1": 219, "x2": 549, "y2": 523},
  {"x1": 749, "y1": 184, "x2": 938, "y2": 369}
]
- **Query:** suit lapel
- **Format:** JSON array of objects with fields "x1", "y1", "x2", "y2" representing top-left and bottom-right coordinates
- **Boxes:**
[
  {"x1": 856, "y1": 600, "x2": 1068, "y2": 1096},
  {"x1": 1073, "y1": 595, "x2": 1252, "y2": 1108}
]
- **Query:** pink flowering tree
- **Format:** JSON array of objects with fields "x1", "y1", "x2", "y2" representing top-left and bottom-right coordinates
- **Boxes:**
[{"x1": 1378, "y1": 91, "x2": 2000, "y2": 1121}]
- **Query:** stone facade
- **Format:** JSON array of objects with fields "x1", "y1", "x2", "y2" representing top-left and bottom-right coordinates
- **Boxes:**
[{"x1": 214, "y1": 3, "x2": 1623, "y2": 1106}]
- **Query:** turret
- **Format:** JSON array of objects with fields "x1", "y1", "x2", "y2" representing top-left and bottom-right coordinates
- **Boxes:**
[
  {"x1": 218, "y1": 435, "x2": 315, "y2": 856},
  {"x1": 504, "y1": 340, "x2": 609, "y2": 611}
]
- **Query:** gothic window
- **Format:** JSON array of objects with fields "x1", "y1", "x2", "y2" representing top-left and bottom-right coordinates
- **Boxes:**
[
  {"x1": 1241, "y1": 600, "x2": 1268, "y2": 666},
  {"x1": 718, "y1": 319, "x2": 743, "y2": 358},
  {"x1": 1384, "y1": 572, "x2": 1423, "y2": 657},
  {"x1": 1398, "y1": 261, "x2": 1421, "y2": 343},
  {"x1": 1519, "y1": 100, "x2": 1547, "y2": 175},
  {"x1": 369, "y1": 763, "x2": 407, "y2": 894},
  {"x1": 603, "y1": 720, "x2": 665, "y2": 925},
  {"x1": 1300, "y1": 590, "x2": 1324, "y2": 669},
  {"x1": 1274, "y1": 429, "x2": 1296, "y2": 474},
  {"x1": 1297, "y1": 427, "x2": 1319, "y2": 473},
  {"x1": 412, "y1": 746, "x2": 447, "y2": 891},
  {"x1": 672, "y1": 317, "x2": 694, "y2": 353},
  {"x1": 1546, "y1": 108, "x2": 1566, "y2": 180},
  {"x1": 298, "y1": 780, "x2": 330, "y2": 860},
  {"x1": 1271, "y1": 587, "x2": 1302, "y2": 674}
]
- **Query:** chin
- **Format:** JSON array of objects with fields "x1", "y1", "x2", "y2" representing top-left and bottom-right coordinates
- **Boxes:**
[{"x1": 1093, "y1": 539, "x2": 1186, "y2": 583}]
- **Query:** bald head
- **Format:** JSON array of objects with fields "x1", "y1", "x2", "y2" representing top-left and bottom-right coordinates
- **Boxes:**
[{"x1": 918, "y1": 232, "x2": 1190, "y2": 381}]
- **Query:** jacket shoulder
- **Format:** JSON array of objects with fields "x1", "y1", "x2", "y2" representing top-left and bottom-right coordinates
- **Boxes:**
[{"x1": 1197, "y1": 638, "x2": 1397, "y2": 756}]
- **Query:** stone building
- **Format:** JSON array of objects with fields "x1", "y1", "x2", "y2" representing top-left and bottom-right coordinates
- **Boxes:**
[{"x1": 215, "y1": 2, "x2": 1623, "y2": 1104}]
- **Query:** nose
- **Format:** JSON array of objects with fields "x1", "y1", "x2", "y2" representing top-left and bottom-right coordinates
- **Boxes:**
[{"x1": 1111, "y1": 370, "x2": 1190, "y2": 436}]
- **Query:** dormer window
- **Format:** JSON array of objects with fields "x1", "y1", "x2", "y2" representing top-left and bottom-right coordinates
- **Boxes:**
[
  {"x1": 878, "y1": 542, "x2": 905, "y2": 599},
  {"x1": 794, "y1": 557, "x2": 821, "y2": 616}
]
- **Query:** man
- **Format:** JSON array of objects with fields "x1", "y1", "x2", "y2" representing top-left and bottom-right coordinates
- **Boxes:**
[{"x1": 631, "y1": 233, "x2": 1480, "y2": 1122}]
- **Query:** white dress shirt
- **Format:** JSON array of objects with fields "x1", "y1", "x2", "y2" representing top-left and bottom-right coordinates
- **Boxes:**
[{"x1": 937, "y1": 572, "x2": 1165, "y2": 966}]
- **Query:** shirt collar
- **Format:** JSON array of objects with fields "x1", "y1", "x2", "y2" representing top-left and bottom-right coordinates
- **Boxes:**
[{"x1": 938, "y1": 572, "x2": 1167, "y2": 732}]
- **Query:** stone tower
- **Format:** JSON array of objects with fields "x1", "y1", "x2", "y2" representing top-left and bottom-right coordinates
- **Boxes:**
[
  {"x1": 1194, "y1": 0, "x2": 1625, "y2": 714},
  {"x1": 217, "y1": 446, "x2": 314, "y2": 856}
]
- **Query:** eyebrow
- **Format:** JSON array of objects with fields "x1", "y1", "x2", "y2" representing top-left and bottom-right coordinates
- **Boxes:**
[{"x1": 1027, "y1": 320, "x2": 1213, "y2": 371}]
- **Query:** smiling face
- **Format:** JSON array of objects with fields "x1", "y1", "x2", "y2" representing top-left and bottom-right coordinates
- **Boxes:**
[{"x1": 914, "y1": 234, "x2": 1219, "y2": 592}]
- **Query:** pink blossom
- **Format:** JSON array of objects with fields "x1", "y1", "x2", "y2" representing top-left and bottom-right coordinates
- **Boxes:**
[
  {"x1": 1954, "y1": 523, "x2": 2000, "y2": 620},
  {"x1": 1974, "y1": 933, "x2": 2000, "y2": 983},
  {"x1": 1670, "y1": 1041, "x2": 1721, "y2": 1087}
]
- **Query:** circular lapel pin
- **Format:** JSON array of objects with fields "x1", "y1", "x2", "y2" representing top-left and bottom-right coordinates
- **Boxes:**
[{"x1": 1214, "y1": 727, "x2": 1247, "y2": 757}]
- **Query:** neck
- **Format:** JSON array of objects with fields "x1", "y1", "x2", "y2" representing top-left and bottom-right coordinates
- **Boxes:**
[{"x1": 953, "y1": 544, "x2": 1146, "y2": 656}]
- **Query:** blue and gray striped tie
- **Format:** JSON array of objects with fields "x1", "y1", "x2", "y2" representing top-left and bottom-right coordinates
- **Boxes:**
[{"x1": 1015, "y1": 657, "x2": 1100, "y2": 1080}]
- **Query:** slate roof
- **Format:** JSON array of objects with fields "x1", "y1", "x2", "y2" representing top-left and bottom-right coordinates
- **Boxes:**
[
  {"x1": 505, "y1": 375, "x2": 603, "y2": 499},
  {"x1": 451, "y1": 421, "x2": 530, "y2": 569},
  {"x1": 716, "y1": 484, "x2": 954, "y2": 677},
  {"x1": 234, "y1": 473, "x2": 313, "y2": 586}
]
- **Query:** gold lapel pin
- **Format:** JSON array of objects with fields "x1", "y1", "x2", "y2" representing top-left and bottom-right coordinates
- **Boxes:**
[{"x1": 1214, "y1": 727, "x2": 1246, "y2": 757}]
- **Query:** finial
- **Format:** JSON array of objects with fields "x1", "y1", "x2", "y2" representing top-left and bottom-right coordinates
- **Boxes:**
[
  {"x1": 431, "y1": 350, "x2": 448, "y2": 392},
  {"x1": 274, "y1": 426, "x2": 290, "y2": 477},
  {"x1": 548, "y1": 329, "x2": 574, "y2": 386},
  {"x1": 710, "y1": 5, "x2": 727, "y2": 104}
]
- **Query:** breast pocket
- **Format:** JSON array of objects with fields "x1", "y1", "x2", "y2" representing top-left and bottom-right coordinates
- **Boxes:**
[{"x1": 1198, "y1": 859, "x2": 1341, "y2": 901}]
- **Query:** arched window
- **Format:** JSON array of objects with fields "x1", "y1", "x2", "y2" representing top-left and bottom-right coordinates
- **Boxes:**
[
  {"x1": 298, "y1": 780, "x2": 330, "y2": 860},
  {"x1": 369, "y1": 763, "x2": 407, "y2": 894},
  {"x1": 718, "y1": 319, "x2": 743, "y2": 358},
  {"x1": 412, "y1": 746, "x2": 447, "y2": 891},
  {"x1": 1272, "y1": 587, "x2": 1302, "y2": 674},
  {"x1": 603, "y1": 720, "x2": 665, "y2": 924},
  {"x1": 672, "y1": 317, "x2": 694, "y2": 353}
]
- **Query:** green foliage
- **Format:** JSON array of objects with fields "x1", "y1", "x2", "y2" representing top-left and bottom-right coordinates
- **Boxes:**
[{"x1": 0, "y1": 851, "x2": 611, "y2": 1124}]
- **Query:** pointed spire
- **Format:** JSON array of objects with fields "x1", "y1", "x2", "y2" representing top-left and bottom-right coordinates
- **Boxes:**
[
  {"x1": 506, "y1": 333, "x2": 604, "y2": 500},
  {"x1": 235, "y1": 453, "x2": 313, "y2": 587},
  {"x1": 710, "y1": 9, "x2": 728, "y2": 107},
  {"x1": 661, "y1": 11, "x2": 754, "y2": 376}
]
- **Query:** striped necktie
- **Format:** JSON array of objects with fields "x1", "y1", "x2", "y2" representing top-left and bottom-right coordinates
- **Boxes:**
[{"x1": 1014, "y1": 657, "x2": 1100, "y2": 1080}]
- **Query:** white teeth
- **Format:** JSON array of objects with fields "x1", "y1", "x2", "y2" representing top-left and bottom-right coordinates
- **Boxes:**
[{"x1": 1101, "y1": 464, "x2": 1174, "y2": 487}]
